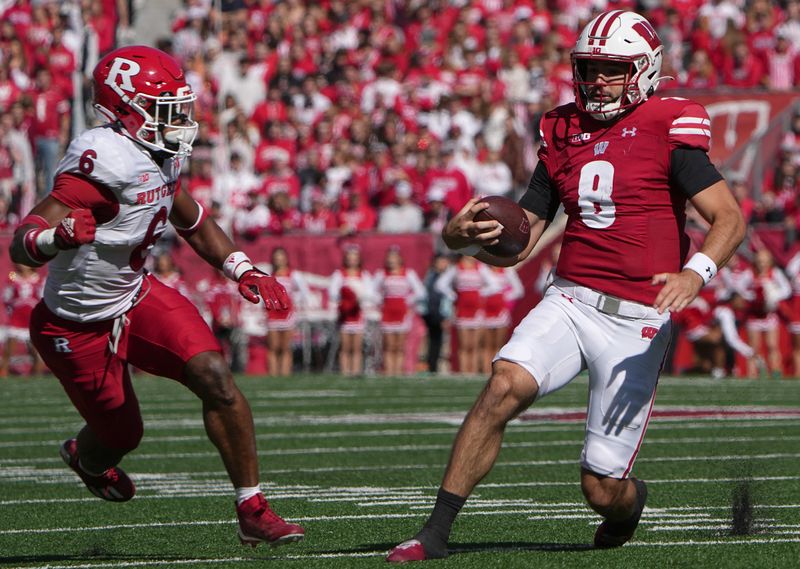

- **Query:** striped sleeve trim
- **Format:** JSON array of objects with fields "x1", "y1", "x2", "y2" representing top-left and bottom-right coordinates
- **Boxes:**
[
  {"x1": 669, "y1": 127, "x2": 711, "y2": 136},
  {"x1": 672, "y1": 117, "x2": 711, "y2": 126}
]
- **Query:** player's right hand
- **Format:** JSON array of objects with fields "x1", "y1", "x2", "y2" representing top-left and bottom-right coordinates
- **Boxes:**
[
  {"x1": 54, "y1": 209, "x2": 96, "y2": 249},
  {"x1": 651, "y1": 269, "x2": 704, "y2": 314},
  {"x1": 443, "y1": 197, "x2": 503, "y2": 250}
]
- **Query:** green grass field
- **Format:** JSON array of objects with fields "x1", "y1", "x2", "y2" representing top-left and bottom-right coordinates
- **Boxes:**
[{"x1": 1, "y1": 373, "x2": 800, "y2": 568}]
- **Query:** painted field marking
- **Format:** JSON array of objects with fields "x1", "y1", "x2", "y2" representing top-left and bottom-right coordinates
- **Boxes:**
[{"x1": 5, "y1": 537, "x2": 800, "y2": 569}]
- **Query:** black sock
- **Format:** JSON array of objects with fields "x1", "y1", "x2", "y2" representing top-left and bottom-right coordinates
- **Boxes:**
[{"x1": 414, "y1": 488, "x2": 467, "y2": 558}]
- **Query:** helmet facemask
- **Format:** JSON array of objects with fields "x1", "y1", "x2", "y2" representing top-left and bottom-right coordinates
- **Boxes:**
[
  {"x1": 130, "y1": 90, "x2": 198, "y2": 158},
  {"x1": 572, "y1": 54, "x2": 650, "y2": 121}
]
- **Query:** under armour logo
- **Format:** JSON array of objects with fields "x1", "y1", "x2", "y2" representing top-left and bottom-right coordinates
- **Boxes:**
[
  {"x1": 621, "y1": 127, "x2": 637, "y2": 138},
  {"x1": 705, "y1": 266, "x2": 713, "y2": 276},
  {"x1": 54, "y1": 337, "x2": 72, "y2": 353},
  {"x1": 594, "y1": 141, "x2": 609, "y2": 156},
  {"x1": 561, "y1": 293, "x2": 574, "y2": 304}
]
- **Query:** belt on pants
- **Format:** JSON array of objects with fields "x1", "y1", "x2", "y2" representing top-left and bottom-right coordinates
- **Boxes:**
[{"x1": 551, "y1": 278, "x2": 656, "y2": 319}]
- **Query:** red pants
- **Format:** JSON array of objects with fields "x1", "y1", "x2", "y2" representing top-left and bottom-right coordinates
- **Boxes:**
[{"x1": 30, "y1": 275, "x2": 222, "y2": 450}]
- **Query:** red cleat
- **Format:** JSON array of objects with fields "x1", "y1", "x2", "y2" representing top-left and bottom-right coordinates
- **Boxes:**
[
  {"x1": 386, "y1": 539, "x2": 429, "y2": 563},
  {"x1": 236, "y1": 494, "x2": 305, "y2": 548},
  {"x1": 59, "y1": 438, "x2": 135, "y2": 502}
]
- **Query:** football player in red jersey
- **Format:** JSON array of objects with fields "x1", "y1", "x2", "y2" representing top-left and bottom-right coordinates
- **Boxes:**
[
  {"x1": 8, "y1": 46, "x2": 304, "y2": 548},
  {"x1": 387, "y1": 11, "x2": 746, "y2": 563}
]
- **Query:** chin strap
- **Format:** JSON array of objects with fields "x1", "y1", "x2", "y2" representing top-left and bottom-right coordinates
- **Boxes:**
[{"x1": 652, "y1": 75, "x2": 675, "y2": 90}]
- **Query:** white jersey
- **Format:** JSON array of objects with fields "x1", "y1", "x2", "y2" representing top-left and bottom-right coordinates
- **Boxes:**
[{"x1": 46, "y1": 125, "x2": 182, "y2": 322}]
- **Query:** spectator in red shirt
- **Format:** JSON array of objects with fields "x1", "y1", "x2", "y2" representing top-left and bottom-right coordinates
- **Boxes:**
[
  {"x1": 301, "y1": 189, "x2": 337, "y2": 234},
  {"x1": 29, "y1": 68, "x2": 69, "y2": 196},
  {"x1": 266, "y1": 190, "x2": 301, "y2": 235},
  {"x1": 0, "y1": 63, "x2": 21, "y2": 113},
  {"x1": 234, "y1": 189, "x2": 271, "y2": 241},
  {"x1": 250, "y1": 86, "x2": 289, "y2": 133},
  {"x1": 338, "y1": 190, "x2": 376, "y2": 235},
  {"x1": 425, "y1": 148, "x2": 473, "y2": 215},
  {"x1": 186, "y1": 158, "x2": 215, "y2": 210},
  {"x1": 682, "y1": 49, "x2": 719, "y2": 89},
  {"x1": 260, "y1": 156, "x2": 301, "y2": 202},
  {"x1": 45, "y1": 27, "x2": 76, "y2": 98},
  {"x1": 722, "y1": 40, "x2": 766, "y2": 87},
  {"x1": 254, "y1": 121, "x2": 296, "y2": 174}
]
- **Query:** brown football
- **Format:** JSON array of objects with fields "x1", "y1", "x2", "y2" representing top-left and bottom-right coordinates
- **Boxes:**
[{"x1": 473, "y1": 196, "x2": 530, "y2": 257}]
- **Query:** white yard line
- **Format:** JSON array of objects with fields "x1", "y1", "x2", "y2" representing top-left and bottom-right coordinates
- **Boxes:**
[
  {"x1": 5, "y1": 537, "x2": 800, "y2": 569},
  {"x1": 4, "y1": 432, "x2": 800, "y2": 450}
]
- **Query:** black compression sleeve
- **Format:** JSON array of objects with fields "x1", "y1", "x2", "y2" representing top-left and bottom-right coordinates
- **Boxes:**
[
  {"x1": 670, "y1": 147, "x2": 724, "y2": 198},
  {"x1": 519, "y1": 161, "x2": 560, "y2": 221}
]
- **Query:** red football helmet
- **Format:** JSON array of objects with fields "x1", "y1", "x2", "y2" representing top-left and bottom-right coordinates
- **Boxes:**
[{"x1": 93, "y1": 45, "x2": 197, "y2": 156}]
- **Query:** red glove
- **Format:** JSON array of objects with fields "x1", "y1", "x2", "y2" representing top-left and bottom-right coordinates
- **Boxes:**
[
  {"x1": 54, "y1": 209, "x2": 96, "y2": 249},
  {"x1": 237, "y1": 268, "x2": 289, "y2": 310}
]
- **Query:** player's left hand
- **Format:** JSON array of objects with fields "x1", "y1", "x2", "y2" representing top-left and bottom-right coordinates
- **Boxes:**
[
  {"x1": 237, "y1": 268, "x2": 289, "y2": 310},
  {"x1": 651, "y1": 270, "x2": 704, "y2": 314}
]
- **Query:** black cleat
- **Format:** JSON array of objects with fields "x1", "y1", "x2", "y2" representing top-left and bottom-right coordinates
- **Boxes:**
[{"x1": 593, "y1": 478, "x2": 647, "y2": 548}]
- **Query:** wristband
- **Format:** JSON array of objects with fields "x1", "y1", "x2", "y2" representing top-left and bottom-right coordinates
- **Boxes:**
[
  {"x1": 35, "y1": 227, "x2": 58, "y2": 255},
  {"x1": 223, "y1": 251, "x2": 254, "y2": 281},
  {"x1": 21, "y1": 228, "x2": 54, "y2": 266},
  {"x1": 683, "y1": 252, "x2": 717, "y2": 285},
  {"x1": 454, "y1": 243, "x2": 481, "y2": 256}
]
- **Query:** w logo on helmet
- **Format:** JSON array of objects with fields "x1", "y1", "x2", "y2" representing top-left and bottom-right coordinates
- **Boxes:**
[
  {"x1": 105, "y1": 57, "x2": 141, "y2": 95},
  {"x1": 632, "y1": 21, "x2": 661, "y2": 50}
]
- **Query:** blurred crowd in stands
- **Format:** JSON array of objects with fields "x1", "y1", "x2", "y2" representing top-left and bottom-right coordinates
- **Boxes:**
[{"x1": 3, "y1": 0, "x2": 800, "y2": 378}]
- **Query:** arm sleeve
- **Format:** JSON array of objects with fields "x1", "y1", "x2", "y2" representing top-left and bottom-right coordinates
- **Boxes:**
[
  {"x1": 50, "y1": 172, "x2": 120, "y2": 224},
  {"x1": 669, "y1": 148, "x2": 724, "y2": 198},
  {"x1": 518, "y1": 161, "x2": 560, "y2": 221}
]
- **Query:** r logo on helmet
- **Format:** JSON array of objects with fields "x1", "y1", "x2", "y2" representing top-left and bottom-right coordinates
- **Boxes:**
[{"x1": 105, "y1": 58, "x2": 141, "y2": 94}]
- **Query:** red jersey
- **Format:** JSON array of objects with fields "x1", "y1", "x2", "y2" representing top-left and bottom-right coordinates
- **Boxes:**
[
  {"x1": 539, "y1": 96, "x2": 712, "y2": 305},
  {"x1": 4, "y1": 271, "x2": 43, "y2": 329},
  {"x1": 31, "y1": 88, "x2": 69, "y2": 140}
]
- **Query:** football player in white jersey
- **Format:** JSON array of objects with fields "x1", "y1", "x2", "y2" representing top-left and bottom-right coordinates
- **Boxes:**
[{"x1": 9, "y1": 46, "x2": 304, "y2": 548}]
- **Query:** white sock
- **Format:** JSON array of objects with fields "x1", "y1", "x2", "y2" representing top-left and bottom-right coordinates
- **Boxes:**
[{"x1": 236, "y1": 485, "x2": 262, "y2": 505}]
